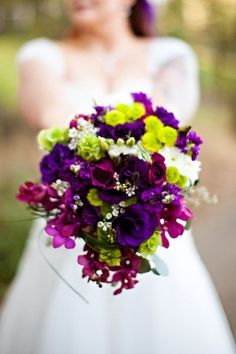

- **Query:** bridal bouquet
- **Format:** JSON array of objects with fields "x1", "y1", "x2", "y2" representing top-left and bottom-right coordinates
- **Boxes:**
[{"x1": 17, "y1": 92, "x2": 202, "y2": 295}]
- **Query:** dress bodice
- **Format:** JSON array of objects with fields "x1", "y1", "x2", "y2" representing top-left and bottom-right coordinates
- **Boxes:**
[{"x1": 16, "y1": 36, "x2": 200, "y2": 125}]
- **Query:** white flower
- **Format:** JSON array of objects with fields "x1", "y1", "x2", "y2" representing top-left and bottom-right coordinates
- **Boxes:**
[
  {"x1": 108, "y1": 144, "x2": 139, "y2": 158},
  {"x1": 159, "y1": 146, "x2": 201, "y2": 186}
]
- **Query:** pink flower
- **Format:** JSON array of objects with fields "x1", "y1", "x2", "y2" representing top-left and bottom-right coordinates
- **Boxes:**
[{"x1": 17, "y1": 182, "x2": 47, "y2": 205}]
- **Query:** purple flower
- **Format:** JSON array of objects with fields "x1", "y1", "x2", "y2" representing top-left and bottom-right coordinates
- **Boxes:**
[
  {"x1": 176, "y1": 129, "x2": 203, "y2": 160},
  {"x1": 40, "y1": 143, "x2": 75, "y2": 184},
  {"x1": 98, "y1": 190, "x2": 127, "y2": 204},
  {"x1": 119, "y1": 155, "x2": 150, "y2": 188},
  {"x1": 131, "y1": 92, "x2": 153, "y2": 114},
  {"x1": 113, "y1": 204, "x2": 159, "y2": 247},
  {"x1": 149, "y1": 153, "x2": 166, "y2": 186},
  {"x1": 81, "y1": 204, "x2": 100, "y2": 228},
  {"x1": 155, "y1": 107, "x2": 179, "y2": 129},
  {"x1": 114, "y1": 120, "x2": 145, "y2": 141},
  {"x1": 91, "y1": 159, "x2": 115, "y2": 189},
  {"x1": 98, "y1": 120, "x2": 145, "y2": 141},
  {"x1": 141, "y1": 186, "x2": 163, "y2": 212}
]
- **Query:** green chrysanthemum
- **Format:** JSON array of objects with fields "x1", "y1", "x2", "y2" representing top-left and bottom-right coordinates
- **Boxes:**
[
  {"x1": 176, "y1": 174, "x2": 188, "y2": 188},
  {"x1": 105, "y1": 109, "x2": 126, "y2": 127},
  {"x1": 144, "y1": 115, "x2": 163, "y2": 133},
  {"x1": 138, "y1": 230, "x2": 162, "y2": 257},
  {"x1": 37, "y1": 127, "x2": 69, "y2": 151},
  {"x1": 77, "y1": 133, "x2": 104, "y2": 161},
  {"x1": 141, "y1": 132, "x2": 162, "y2": 152},
  {"x1": 129, "y1": 102, "x2": 146, "y2": 121},
  {"x1": 157, "y1": 126, "x2": 178, "y2": 146},
  {"x1": 166, "y1": 166, "x2": 180, "y2": 184},
  {"x1": 116, "y1": 103, "x2": 132, "y2": 120}
]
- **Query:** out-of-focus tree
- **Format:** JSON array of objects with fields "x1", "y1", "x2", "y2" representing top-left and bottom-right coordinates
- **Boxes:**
[{"x1": 159, "y1": 0, "x2": 236, "y2": 130}]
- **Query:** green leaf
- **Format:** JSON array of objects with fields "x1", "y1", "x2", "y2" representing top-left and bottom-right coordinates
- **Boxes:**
[
  {"x1": 185, "y1": 220, "x2": 192, "y2": 230},
  {"x1": 152, "y1": 268, "x2": 160, "y2": 276},
  {"x1": 139, "y1": 257, "x2": 151, "y2": 274}
]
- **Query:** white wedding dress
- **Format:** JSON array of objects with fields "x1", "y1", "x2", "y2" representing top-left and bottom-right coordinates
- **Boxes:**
[{"x1": 0, "y1": 37, "x2": 235, "y2": 354}]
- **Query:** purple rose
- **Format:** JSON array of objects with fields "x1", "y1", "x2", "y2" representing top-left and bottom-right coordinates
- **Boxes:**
[
  {"x1": 91, "y1": 159, "x2": 115, "y2": 189},
  {"x1": 119, "y1": 156, "x2": 150, "y2": 188},
  {"x1": 113, "y1": 204, "x2": 159, "y2": 247},
  {"x1": 149, "y1": 153, "x2": 166, "y2": 186}
]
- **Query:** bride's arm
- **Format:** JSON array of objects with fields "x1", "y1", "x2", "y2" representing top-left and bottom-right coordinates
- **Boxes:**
[
  {"x1": 17, "y1": 61, "x2": 73, "y2": 130},
  {"x1": 152, "y1": 42, "x2": 200, "y2": 125}
]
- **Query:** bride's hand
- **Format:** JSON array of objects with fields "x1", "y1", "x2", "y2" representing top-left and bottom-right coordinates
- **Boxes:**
[{"x1": 18, "y1": 60, "x2": 73, "y2": 130}]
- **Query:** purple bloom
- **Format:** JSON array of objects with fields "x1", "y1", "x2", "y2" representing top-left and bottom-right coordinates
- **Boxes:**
[
  {"x1": 113, "y1": 204, "x2": 159, "y2": 247},
  {"x1": 40, "y1": 143, "x2": 75, "y2": 184},
  {"x1": 176, "y1": 129, "x2": 203, "y2": 160},
  {"x1": 131, "y1": 92, "x2": 153, "y2": 114},
  {"x1": 155, "y1": 107, "x2": 179, "y2": 129},
  {"x1": 98, "y1": 189, "x2": 127, "y2": 204},
  {"x1": 81, "y1": 204, "x2": 100, "y2": 228},
  {"x1": 98, "y1": 120, "x2": 145, "y2": 141},
  {"x1": 119, "y1": 155, "x2": 150, "y2": 188},
  {"x1": 141, "y1": 186, "x2": 163, "y2": 212},
  {"x1": 91, "y1": 159, "x2": 115, "y2": 189}
]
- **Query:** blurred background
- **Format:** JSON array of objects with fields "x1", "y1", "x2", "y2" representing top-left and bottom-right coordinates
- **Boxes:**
[{"x1": 0, "y1": 0, "x2": 235, "y2": 338}]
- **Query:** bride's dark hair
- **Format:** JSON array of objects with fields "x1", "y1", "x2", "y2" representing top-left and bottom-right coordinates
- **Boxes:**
[{"x1": 129, "y1": 0, "x2": 156, "y2": 37}]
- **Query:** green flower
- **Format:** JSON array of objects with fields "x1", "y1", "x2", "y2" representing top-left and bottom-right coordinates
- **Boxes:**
[
  {"x1": 87, "y1": 189, "x2": 103, "y2": 206},
  {"x1": 157, "y1": 126, "x2": 177, "y2": 146},
  {"x1": 166, "y1": 166, "x2": 180, "y2": 184},
  {"x1": 77, "y1": 133, "x2": 104, "y2": 161},
  {"x1": 129, "y1": 102, "x2": 146, "y2": 121},
  {"x1": 144, "y1": 115, "x2": 163, "y2": 133},
  {"x1": 37, "y1": 127, "x2": 69, "y2": 151},
  {"x1": 99, "y1": 248, "x2": 121, "y2": 267},
  {"x1": 141, "y1": 132, "x2": 162, "y2": 152},
  {"x1": 138, "y1": 230, "x2": 162, "y2": 257},
  {"x1": 176, "y1": 174, "x2": 188, "y2": 188},
  {"x1": 116, "y1": 103, "x2": 132, "y2": 120},
  {"x1": 105, "y1": 109, "x2": 126, "y2": 127}
]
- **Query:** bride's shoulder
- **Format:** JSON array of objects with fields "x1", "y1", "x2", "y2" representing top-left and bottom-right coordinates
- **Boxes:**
[
  {"x1": 149, "y1": 36, "x2": 198, "y2": 66},
  {"x1": 16, "y1": 37, "x2": 65, "y2": 74}
]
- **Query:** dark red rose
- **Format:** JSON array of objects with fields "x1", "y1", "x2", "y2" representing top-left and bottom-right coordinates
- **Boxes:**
[
  {"x1": 149, "y1": 153, "x2": 166, "y2": 186},
  {"x1": 91, "y1": 159, "x2": 115, "y2": 189}
]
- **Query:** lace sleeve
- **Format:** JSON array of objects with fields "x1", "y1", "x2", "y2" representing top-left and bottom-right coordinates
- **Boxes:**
[
  {"x1": 151, "y1": 38, "x2": 200, "y2": 125},
  {"x1": 16, "y1": 38, "x2": 65, "y2": 76}
]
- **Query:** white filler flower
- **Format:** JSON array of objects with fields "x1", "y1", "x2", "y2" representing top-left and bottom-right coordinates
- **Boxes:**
[{"x1": 159, "y1": 146, "x2": 201, "y2": 186}]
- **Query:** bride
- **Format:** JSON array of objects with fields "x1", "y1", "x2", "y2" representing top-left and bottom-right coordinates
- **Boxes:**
[{"x1": 0, "y1": 0, "x2": 235, "y2": 353}]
